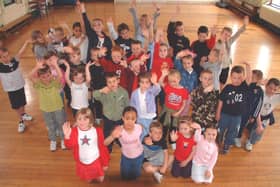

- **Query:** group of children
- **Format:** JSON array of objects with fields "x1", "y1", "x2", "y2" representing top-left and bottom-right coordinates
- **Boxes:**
[{"x1": 0, "y1": 0, "x2": 279, "y2": 184}]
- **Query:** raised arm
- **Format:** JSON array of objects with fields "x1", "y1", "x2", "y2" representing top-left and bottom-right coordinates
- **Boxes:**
[
  {"x1": 106, "y1": 17, "x2": 119, "y2": 41},
  {"x1": 15, "y1": 39, "x2": 32, "y2": 60},
  {"x1": 85, "y1": 62, "x2": 92, "y2": 85},
  {"x1": 63, "y1": 60, "x2": 72, "y2": 87},
  {"x1": 29, "y1": 60, "x2": 45, "y2": 84},
  {"x1": 230, "y1": 16, "x2": 249, "y2": 44},
  {"x1": 243, "y1": 61, "x2": 251, "y2": 85},
  {"x1": 129, "y1": 0, "x2": 140, "y2": 35},
  {"x1": 158, "y1": 68, "x2": 169, "y2": 87}
]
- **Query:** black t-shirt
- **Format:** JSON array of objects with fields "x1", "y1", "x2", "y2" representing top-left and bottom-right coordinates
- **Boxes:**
[
  {"x1": 115, "y1": 37, "x2": 133, "y2": 58},
  {"x1": 0, "y1": 58, "x2": 19, "y2": 73},
  {"x1": 89, "y1": 63, "x2": 106, "y2": 90},
  {"x1": 220, "y1": 81, "x2": 248, "y2": 116},
  {"x1": 191, "y1": 40, "x2": 210, "y2": 74},
  {"x1": 143, "y1": 135, "x2": 168, "y2": 151}
]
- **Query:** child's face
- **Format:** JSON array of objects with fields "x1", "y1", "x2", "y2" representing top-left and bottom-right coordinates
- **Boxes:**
[
  {"x1": 182, "y1": 59, "x2": 193, "y2": 70},
  {"x1": 231, "y1": 72, "x2": 244, "y2": 86},
  {"x1": 55, "y1": 30, "x2": 64, "y2": 42},
  {"x1": 131, "y1": 44, "x2": 142, "y2": 57},
  {"x1": 0, "y1": 51, "x2": 11, "y2": 64},
  {"x1": 92, "y1": 20, "x2": 103, "y2": 33},
  {"x1": 160, "y1": 62, "x2": 169, "y2": 70},
  {"x1": 77, "y1": 114, "x2": 91, "y2": 131},
  {"x1": 159, "y1": 45, "x2": 168, "y2": 59},
  {"x1": 221, "y1": 30, "x2": 232, "y2": 41},
  {"x1": 178, "y1": 123, "x2": 193, "y2": 137},
  {"x1": 130, "y1": 60, "x2": 141, "y2": 74},
  {"x1": 106, "y1": 77, "x2": 119, "y2": 91},
  {"x1": 111, "y1": 51, "x2": 122, "y2": 64},
  {"x1": 73, "y1": 73, "x2": 85, "y2": 84},
  {"x1": 175, "y1": 25, "x2": 184, "y2": 37},
  {"x1": 168, "y1": 74, "x2": 180, "y2": 88},
  {"x1": 36, "y1": 33, "x2": 45, "y2": 43},
  {"x1": 73, "y1": 26, "x2": 82, "y2": 38},
  {"x1": 122, "y1": 111, "x2": 137, "y2": 131},
  {"x1": 208, "y1": 50, "x2": 218, "y2": 63},
  {"x1": 204, "y1": 128, "x2": 217, "y2": 143},
  {"x1": 198, "y1": 32, "x2": 208, "y2": 42},
  {"x1": 265, "y1": 83, "x2": 279, "y2": 96},
  {"x1": 149, "y1": 127, "x2": 163, "y2": 142},
  {"x1": 120, "y1": 29, "x2": 130, "y2": 40},
  {"x1": 90, "y1": 50, "x2": 99, "y2": 62},
  {"x1": 139, "y1": 77, "x2": 151, "y2": 91},
  {"x1": 45, "y1": 55, "x2": 58, "y2": 66},
  {"x1": 200, "y1": 72, "x2": 213, "y2": 88},
  {"x1": 39, "y1": 72, "x2": 52, "y2": 84},
  {"x1": 70, "y1": 52, "x2": 81, "y2": 64}
]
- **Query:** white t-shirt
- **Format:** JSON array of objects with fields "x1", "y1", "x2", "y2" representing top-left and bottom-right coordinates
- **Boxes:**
[
  {"x1": 260, "y1": 92, "x2": 280, "y2": 126},
  {"x1": 78, "y1": 127, "x2": 99, "y2": 164},
  {"x1": 138, "y1": 90, "x2": 156, "y2": 119},
  {"x1": 70, "y1": 82, "x2": 89, "y2": 110},
  {"x1": 69, "y1": 34, "x2": 89, "y2": 63}
]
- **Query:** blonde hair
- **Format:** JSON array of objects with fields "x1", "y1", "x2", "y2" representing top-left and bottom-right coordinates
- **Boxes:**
[
  {"x1": 178, "y1": 116, "x2": 195, "y2": 135},
  {"x1": 168, "y1": 69, "x2": 181, "y2": 81},
  {"x1": 75, "y1": 108, "x2": 95, "y2": 128}
]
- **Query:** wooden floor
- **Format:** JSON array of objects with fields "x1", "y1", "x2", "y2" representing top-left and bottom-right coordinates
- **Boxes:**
[{"x1": 0, "y1": 2, "x2": 280, "y2": 187}]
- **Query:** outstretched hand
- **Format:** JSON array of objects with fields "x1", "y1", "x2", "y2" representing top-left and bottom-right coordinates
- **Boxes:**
[
  {"x1": 63, "y1": 121, "x2": 72, "y2": 139},
  {"x1": 170, "y1": 130, "x2": 178, "y2": 142}
]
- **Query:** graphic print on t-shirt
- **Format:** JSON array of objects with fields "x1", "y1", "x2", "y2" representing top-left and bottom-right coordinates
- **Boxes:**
[
  {"x1": 80, "y1": 135, "x2": 91, "y2": 146},
  {"x1": 168, "y1": 92, "x2": 182, "y2": 106},
  {"x1": 226, "y1": 91, "x2": 243, "y2": 105}
]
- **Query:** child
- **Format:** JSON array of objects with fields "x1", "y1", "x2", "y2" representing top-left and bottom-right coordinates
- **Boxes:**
[
  {"x1": 49, "y1": 26, "x2": 69, "y2": 54},
  {"x1": 29, "y1": 55, "x2": 66, "y2": 151},
  {"x1": 175, "y1": 50, "x2": 198, "y2": 92},
  {"x1": 31, "y1": 30, "x2": 50, "y2": 60},
  {"x1": 63, "y1": 108, "x2": 109, "y2": 183},
  {"x1": 216, "y1": 63, "x2": 251, "y2": 154},
  {"x1": 64, "y1": 61, "x2": 91, "y2": 116},
  {"x1": 127, "y1": 40, "x2": 145, "y2": 63},
  {"x1": 77, "y1": 1, "x2": 112, "y2": 60},
  {"x1": 245, "y1": 78, "x2": 280, "y2": 151},
  {"x1": 69, "y1": 22, "x2": 89, "y2": 63},
  {"x1": 170, "y1": 116, "x2": 196, "y2": 178},
  {"x1": 191, "y1": 25, "x2": 216, "y2": 76},
  {"x1": 191, "y1": 70, "x2": 219, "y2": 130},
  {"x1": 235, "y1": 70, "x2": 264, "y2": 148},
  {"x1": 130, "y1": 72, "x2": 161, "y2": 139},
  {"x1": 107, "y1": 18, "x2": 133, "y2": 57},
  {"x1": 104, "y1": 106, "x2": 143, "y2": 180},
  {"x1": 143, "y1": 121, "x2": 168, "y2": 183},
  {"x1": 0, "y1": 43, "x2": 33, "y2": 133},
  {"x1": 129, "y1": 0, "x2": 160, "y2": 46},
  {"x1": 215, "y1": 16, "x2": 249, "y2": 88},
  {"x1": 200, "y1": 48, "x2": 222, "y2": 90},
  {"x1": 167, "y1": 5, "x2": 190, "y2": 57},
  {"x1": 191, "y1": 124, "x2": 218, "y2": 184},
  {"x1": 92, "y1": 72, "x2": 129, "y2": 153},
  {"x1": 159, "y1": 69, "x2": 189, "y2": 137}
]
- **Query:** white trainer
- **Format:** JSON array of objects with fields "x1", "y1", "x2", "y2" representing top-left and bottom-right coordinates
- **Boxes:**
[
  {"x1": 234, "y1": 138, "x2": 242, "y2": 148},
  {"x1": 61, "y1": 140, "x2": 66, "y2": 150},
  {"x1": 153, "y1": 172, "x2": 163, "y2": 183},
  {"x1": 18, "y1": 122, "x2": 25, "y2": 133},
  {"x1": 22, "y1": 113, "x2": 33, "y2": 121},
  {"x1": 245, "y1": 141, "x2": 253, "y2": 151},
  {"x1": 50, "y1": 141, "x2": 57, "y2": 152}
]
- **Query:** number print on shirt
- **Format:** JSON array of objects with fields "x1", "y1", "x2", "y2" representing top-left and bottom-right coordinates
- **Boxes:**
[{"x1": 226, "y1": 91, "x2": 243, "y2": 104}]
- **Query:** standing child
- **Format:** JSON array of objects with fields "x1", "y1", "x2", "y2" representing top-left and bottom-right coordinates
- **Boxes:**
[
  {"x1": 158, "y1": 69, "x2": 189, "y2": 137},
  {"x1": 29, "y1": 55, "x2": 66, "y2": 151},
  {"x1": 191, "y1": 124, "x2": 218, "y2": 184},
  {"x1": 191, "y1": 70, "x2": 219, "y2": 130},
  {"x1": 235, "y1": 70, "x2": 264, "y2": 148},
  {"x1": 170, "y1": 116, "x2": 196, "y2": 178},
  {"x1": 143, "y1": 121, "x2": 168, "y2": 183},
  {"x1": 63, "y1": 108, "x2": 109, "y2": 183},
  {"x1": 215, "y1": 16, "x2": 249, "y2": 88},
  {"x1": 0, "y1": 42, "x2": 33, "y2": 133},
  {"x1": 105, "y1": 106, "x2": 144, "y2": 180},
  {"x1": 216, "y1": 63, "x2": 251, "y2": 154},
  {"x1": 69, "y1": 22, "x2": 89, "y2": 63},
  {"x1": 64, "y1": 61, "x2": 92, "y2": 116},
  {"x1": 31, "y1": 30, "x2": 50, "y2": 60},
  {"x1": 245, "y1": 78, "x2": 280, "y2": 151},
  {"x1": 130, "y1": 72, "x2": 161, "y2": 139},
  {"x1": 92, "y1": 72, "x2": 129, "y2": 153}
]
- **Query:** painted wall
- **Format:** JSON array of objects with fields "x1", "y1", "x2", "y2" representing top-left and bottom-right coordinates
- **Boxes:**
[
  {"x1": 0, "y1": 0, "x2": 29, "y2": 27},
  {"x1": 115, "y1": 0, "x2": 218, "y2": 3}
]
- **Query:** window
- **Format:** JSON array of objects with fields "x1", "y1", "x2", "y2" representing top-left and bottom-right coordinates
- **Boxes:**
[
  {"x1": 3, "y1": 0, "x2": 16, "y2": 7},
  {"x1": 269, "y1": 0, "x2": 280, "y2": 9}
]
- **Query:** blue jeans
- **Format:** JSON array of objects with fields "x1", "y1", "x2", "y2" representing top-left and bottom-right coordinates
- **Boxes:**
[
  {"x1": 120, "y1": 153, "x2": 144, "y2": 180},
  {"x1": 137, "y1": 118, "x2": 153, "y2": 140},
  {"x1": 248, "y1": 123, "x2": 266, "y2": 144},
  {"x1": 218, "y1": 113, "x2": 241, "y2": 146}
]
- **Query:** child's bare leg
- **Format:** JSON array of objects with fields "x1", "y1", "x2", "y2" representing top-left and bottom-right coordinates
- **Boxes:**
[
  {"x1": 15, "y1": 106, "x2": 25, "y2": 120},
  {"x1": 143, "y1": 162, "x2": 159, "y2": 173}
]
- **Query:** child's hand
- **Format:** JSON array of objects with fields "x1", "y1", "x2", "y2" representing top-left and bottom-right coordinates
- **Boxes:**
[
  {"x1": 140, "y1": 53, "x2": 150, "y2": 63},
  {"x1": 172, "y1": 111, "x2": 180, "y2": 117},
  {"x1": 190, "y1": 122, "x2": 201, "y2": 130},
  {"x1": 153, "y1": 1, "x2": 160, "y2": 14},
  {"x1": 179, "y1": 160, "x2": 189, "y2": 167},
  {"x1": 63, "y1": 121, "x2": 72, "y2": 139},
  {"x1": 100, "y1": 86, "x2": 110, "y2": 94},
  {"x1": 107, "y1": 16, "x2": 113, "y2": 24},
  {"x1": 120, "y1": 60, "x2": 128, "y2": 68},
  {"x1": 203, "y1": 84, "x2": 214, "y2": 93},
  {"x1": 170, "y1": 130, "x2": 178, "y2": 142},
  {"x1": 161, "y1": 68, "x2": 169, "y2": 77},
  {"x1": 176, "y1": 4, "x2": 180, "y2": 14},
  {"x1": 144, "y1": 136, "x2": 153, "y2": 145},
  {"x1": 210, "y1": 25, "x2": 218, "y2": 35},
  {"x1": 242, "y1": 61, "x2": 250, "y2": 67},
  {"x1": 111, "y1": 126, "x2": 122, "y2": 139},
  {"x1": 176, "y1": 50, "x2": 187, "y2": 59},
  {"x1": 99, "y1": 47, "x2": 107, "y2": 57},
  {"x1": 205, "y1": 170, "x2": 211, "y2": 179},
  {"x1": 35, "y1": 59, "x2": 45, "y2": 69},
  {"x1": 256, "y1": 124, "x2": 264, "y2": 135},
  {"x1": 130, "y1": 0, "x2": 136, "y2": 9},
  {"x1": 150, "y1": 73, "x2": 158, "y2": 85},
  {"x1": 200, "y1": 56, "x2": 208, "y2": 64},
  {"x1": 244, "y1": 16, "x2": 249, "y2": 26}
]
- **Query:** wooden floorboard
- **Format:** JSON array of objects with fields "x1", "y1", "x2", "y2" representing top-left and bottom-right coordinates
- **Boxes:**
[{"x1": 0, "y1": 2, "x2": 280, "y2": 187}]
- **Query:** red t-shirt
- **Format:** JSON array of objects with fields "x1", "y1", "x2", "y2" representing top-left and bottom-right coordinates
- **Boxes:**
[
  {"x1": 164, "y1": 84, "x2": 188, "y2": 110},
  {"x1": 174, "y1": 133, "x2": 196, "y2": 161}
]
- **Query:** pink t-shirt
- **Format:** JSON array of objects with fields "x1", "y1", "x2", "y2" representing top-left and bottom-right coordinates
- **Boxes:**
[{"x1": 119, "y1": 124, "x2": 143, "y2": 159}]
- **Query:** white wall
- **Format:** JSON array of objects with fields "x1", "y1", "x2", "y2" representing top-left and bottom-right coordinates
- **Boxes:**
[
  {"x1": 115, "y1": 0, "x2": 218, "y2": 3},
  {"x1": 0, "y1": 0, "x2": 29, "y2": 26}
]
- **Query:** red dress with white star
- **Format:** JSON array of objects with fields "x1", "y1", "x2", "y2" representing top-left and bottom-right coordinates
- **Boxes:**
[{"x1": 65, "y1": 126, "x2": 110, "y2": 181}]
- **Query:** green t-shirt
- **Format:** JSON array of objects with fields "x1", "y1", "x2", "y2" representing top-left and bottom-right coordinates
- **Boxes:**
[{"x1": 34, "y1": 79, "x2": 63, "y2": 112}]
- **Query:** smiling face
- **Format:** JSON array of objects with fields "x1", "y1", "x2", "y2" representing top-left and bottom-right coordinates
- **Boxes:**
[
  {"x1": 178, "y1": 122, "x2": 193, "y2": 138},
  {"x1": 73, "y1": 26, "x2": 82, "y2": 38},
  {"x1": 0, "y1": 50, "x2": 12, "y2": 64},
  {"x1": 168, "y1": 73, "x2": 181, "y2": 88},
  {"x1": 39, "y1": 71, "x2": 53, "y2": 85},
  {"x1": 175, "y1": 25, "x2": 184, "y2": 37},
  {"x1": 265, "y1": 83, "x2": 279, "y2": 97},
  {"x1": 120, "y1": 29, "x2": 130, "y2": 40},
  {"x1": 76, "y1": 113, "x2": 91, "y2": 131},
  {"x1": 139, "y1": 77, "x2": 151, "y2": 92},
  {"x1": 200, "y1": 71, "x2": 213, "y2": 88},
  {"x1": 204, "y1": 128, "x2": 217, "y2": 143},
  {"x1": 106, "y1": 76, "x2": 119, "y2": 91},
  {"x1": 221, "y1": 29, "x2": 232, "y2": 42},
  {"x1": 111, "y1": 50, "x2": 122, "y2": 64},
  {"x1": 70, "y1": 52, "x2": 81, "y2": 64},
  {"x1": 122, "y1": 111, "x2": 137, "y2": 131},
  {"x1": 159, "y1": 45, "x2": 168, "y2": 59},
  {"x1": 73, "y1": 72, "x2": 85, "y2": 84},
  {"x1": 182, "y1": 58, "x2": 193, "y2": 70},
  {"x1": 92, "y1": 20, "x2": 103, "y2": 33},
  {"x1": 198, "y1": 32, "x2": 208, "y2": 42},
  {"x1": 149, "y1": 127, "x2": 163, "y2": 142},
  {"x1": 131, "y1": 43, "x2": 142, "y2": 57}
]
